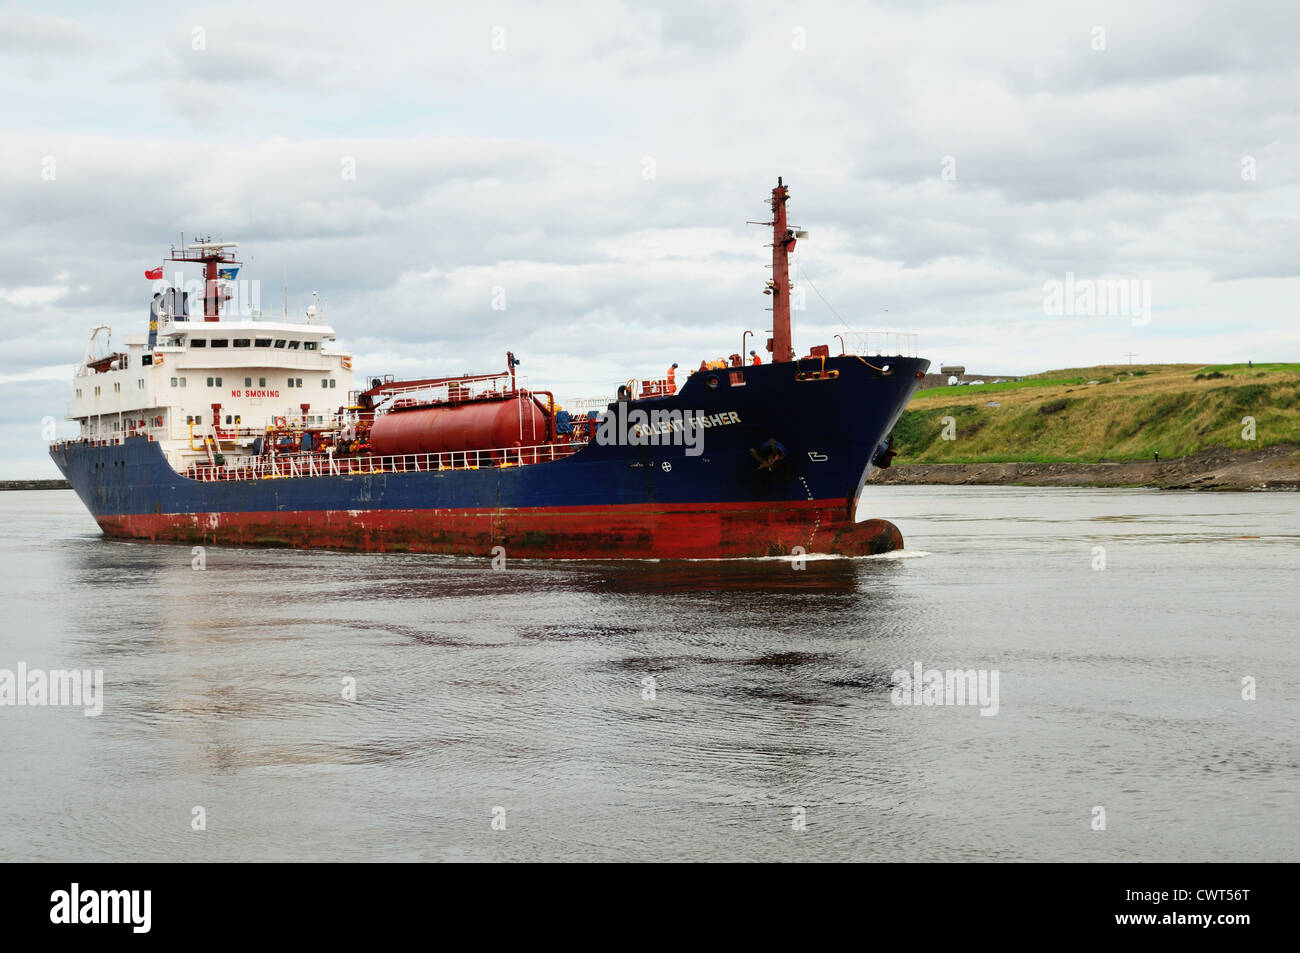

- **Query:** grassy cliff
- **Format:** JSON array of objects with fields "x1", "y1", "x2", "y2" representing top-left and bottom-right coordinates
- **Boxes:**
[{"x1": 892, "y1": 363, "x2": 1300, "y2": 463}]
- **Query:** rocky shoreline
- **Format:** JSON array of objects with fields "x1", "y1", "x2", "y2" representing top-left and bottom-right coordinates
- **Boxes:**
[
  {"x1": 870, "y1": 444, "x2": 1300, "y2": 490},
  {"x1": 0, "y1": 480, "x2": 70, "y2": 491}
]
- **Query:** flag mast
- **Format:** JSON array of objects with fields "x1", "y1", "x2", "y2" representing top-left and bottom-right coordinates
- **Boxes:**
[
  {"x1": 766, "y1": 178, "x2": 797, "y2": 362},
  {"x1": 166, "y1": 237, "x2": 240, "y2": 322}
]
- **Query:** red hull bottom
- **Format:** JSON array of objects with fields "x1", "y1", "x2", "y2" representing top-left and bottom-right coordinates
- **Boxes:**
[{"x1": 95, "y1": 499, "x2": 904, "y2": 559}]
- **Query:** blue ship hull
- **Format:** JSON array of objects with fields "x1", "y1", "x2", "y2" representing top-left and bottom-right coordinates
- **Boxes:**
[{"x1": 51, "y1": 356, "x2": 928, "y2": 558}]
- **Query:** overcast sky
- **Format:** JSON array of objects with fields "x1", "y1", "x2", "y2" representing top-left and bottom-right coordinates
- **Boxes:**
[{"x1": 2, "y1": 0, "x2": 1297, "y2": 477}]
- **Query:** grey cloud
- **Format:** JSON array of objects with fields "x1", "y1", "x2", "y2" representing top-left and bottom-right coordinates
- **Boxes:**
[{"x1": 2, "y1": 0, "x2": 1297, "y2": 477}]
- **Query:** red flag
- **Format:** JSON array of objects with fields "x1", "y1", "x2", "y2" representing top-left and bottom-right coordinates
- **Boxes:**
[{"x1": 145, "y1": 267, "x2": 163, "y2": 280}]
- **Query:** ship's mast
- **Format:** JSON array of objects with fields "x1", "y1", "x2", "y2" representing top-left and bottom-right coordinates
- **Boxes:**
[
  {"x1": 166, "y1": 238, "x2": 240, "y2": 322},
  {"x1": 768, "y1": 178, "x2": 796, "y2": 362}
]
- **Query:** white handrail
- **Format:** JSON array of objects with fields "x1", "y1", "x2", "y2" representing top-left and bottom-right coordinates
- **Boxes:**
[
  {"x1": 840, "y1": 330, "x2": 919, "y2": 358},
  {"x1": 183, "y1": 440, "x2": 582, "y2": 482},
  {"x1": 565, "y1": 397, "x2": 615, "y2": 414}
]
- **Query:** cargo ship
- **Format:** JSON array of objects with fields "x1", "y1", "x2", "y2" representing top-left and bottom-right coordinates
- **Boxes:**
[{"x1": 50, "y1": 179, "x2": 929, "y2": 558}]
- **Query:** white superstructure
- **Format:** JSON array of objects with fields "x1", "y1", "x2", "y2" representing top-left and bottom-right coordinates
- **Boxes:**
[{"x1": 68, "y1": 255, "x2": 355, "y2": 471}]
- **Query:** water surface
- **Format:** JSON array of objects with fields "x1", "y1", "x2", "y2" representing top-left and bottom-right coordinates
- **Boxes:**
[{"x1": 1, "y1": 487, "x2": 1295, "y2": 861}]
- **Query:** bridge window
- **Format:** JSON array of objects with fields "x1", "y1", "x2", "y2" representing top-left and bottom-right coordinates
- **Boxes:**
[
  {"x1": 191, "y1": 339, "x2": 206, "y2": 348},
  {"x1": 273, "y1": 339, "x2": 286, "y2": 348},
  {"x1": 303, "y1": 341, "x2": 317, "y2": 350},
  {"x1": 234, "y1": 338, "x2": 251, "y2": 347},
  {"x1": 211, "y1": 339, "x2": 228, "y2": 348},
  {"x1": 255, "y1": 338, "x2": 272, "y2": 347},
  {"x1": 287, "y1": 340, "x2": 300, "y2": 350}
]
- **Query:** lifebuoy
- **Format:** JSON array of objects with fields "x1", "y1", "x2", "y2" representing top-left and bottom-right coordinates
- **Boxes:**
[
  {"x1": 154, "y1": 354, "x2": 164, "y2": 365},
  {"x1": 274, "y1": 416, "x2": 288, "y2": 429}
]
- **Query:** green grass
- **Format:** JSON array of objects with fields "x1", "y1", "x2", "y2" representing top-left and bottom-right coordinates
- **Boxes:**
[
  {"x1": 1199, "y1": 362, "x2": 1300, "y2": 375},
  {"x1": 922, "y1": 376, "x2": 1089, "y2": 396},
  {"x1": 921, "y1": 363, "x2": 1195, "y2": 397},
  {"x1": 892, "y1": 363, "x2": 1300, "y2": 464}
]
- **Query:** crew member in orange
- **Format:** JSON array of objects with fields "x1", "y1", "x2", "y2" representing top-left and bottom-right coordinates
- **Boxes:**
[
  {"x1": 750, "y1": 350, "x2": 762, "y2": 365},
  {"x1": 667, "y1": 362, "x2": 678, "y2": 394}
]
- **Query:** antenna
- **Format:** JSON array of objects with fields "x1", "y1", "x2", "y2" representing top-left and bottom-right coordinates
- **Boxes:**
[{"x1": 164, "y1": 235, "x2": 240, "y2": 322}]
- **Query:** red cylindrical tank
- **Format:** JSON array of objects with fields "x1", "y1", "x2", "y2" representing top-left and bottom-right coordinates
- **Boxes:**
[{"x1": 370, "y1": 396, "x2": 547, "y2": 455}]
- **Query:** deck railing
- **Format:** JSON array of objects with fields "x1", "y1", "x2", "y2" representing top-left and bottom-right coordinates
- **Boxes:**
[
  {"x1": 566, "y1": 396, "x2": 616, "y2": 414},
  {"x1": 183, "y1": 441, "x2": 583, "y2": 482},
  {"x1": 839, "y1": 330, "x2": 919, "y2": 358}
]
